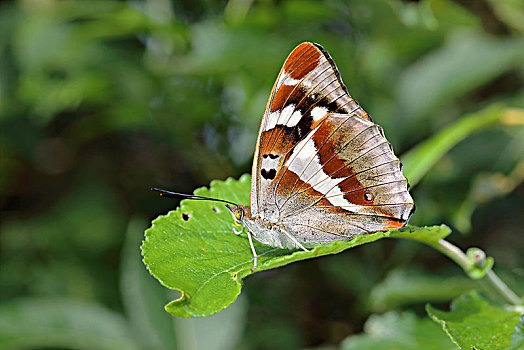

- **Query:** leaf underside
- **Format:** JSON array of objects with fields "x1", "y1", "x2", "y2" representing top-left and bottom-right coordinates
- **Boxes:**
[{"x1": 141, "y1": 175, "x2": 450, "y2": 317}]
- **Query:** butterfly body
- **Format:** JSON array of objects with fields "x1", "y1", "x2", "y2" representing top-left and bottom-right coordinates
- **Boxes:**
[
  {"x1": 226, "y1": 42, "x2": 414, "y2": 269},
  {"x1": 239, "y1": 206, "x2": 304, "y2": 249}
]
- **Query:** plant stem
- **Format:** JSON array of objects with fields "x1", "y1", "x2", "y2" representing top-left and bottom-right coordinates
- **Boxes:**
[
  {"x1": 483, "y1": 270, "x2": 521, "y2": 306},
  {"x1": 433, "y1": 239, "x2": 471, "y2": 273},
  {"x1": 428, "y1": 238, "x2": 521, "y2": 306}
]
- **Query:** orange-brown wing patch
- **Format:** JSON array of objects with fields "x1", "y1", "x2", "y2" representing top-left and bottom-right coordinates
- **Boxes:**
[{"x1": 282, "y1": 43, "x2": 322, "y2": 79}]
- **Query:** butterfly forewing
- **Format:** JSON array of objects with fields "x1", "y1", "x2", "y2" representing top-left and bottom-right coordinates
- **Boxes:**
[
  {"x1": 251, "y1": 42, "x2": 369, "y2": 216},
  {"x1": 251, "y1": 42, "x2": 414, "y2": 242}
]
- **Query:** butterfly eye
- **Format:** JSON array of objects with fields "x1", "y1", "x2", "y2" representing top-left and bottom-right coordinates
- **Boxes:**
[
  {"x1": 364, "y1": 192, "x2": 373, "y2": 201},
  {"x1": 234, "y1": 208, "x2": 243, "y2": 220}
]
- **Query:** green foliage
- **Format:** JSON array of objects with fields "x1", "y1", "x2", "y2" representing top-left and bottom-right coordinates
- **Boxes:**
[
  {"x1": 0, "y1": 299, "x2": 140, "y2": 350},
  {"x1": 368, "y1": 269, "x2": 477, "y2": 313},
  {"x1": 172, "y1": 297, "x2": 246, "y2": 350},
  {"x1": 142, "y1": 175, "x2": 450, "y2": 317},
  {"x1": 401, "y1": 105, "x2": 512, "y2": 187},
  {"x1": 1, "y1": 0, "x2": 523, "y2": 348},
  {"x1": 510, "y1": 315, "x2": 524, "y2": 350},
  {"x1": 398, "y1": 34, "x2": 524, "y2": 121},
  {"x1": 341, "y1": 312, "x2": 456, "y2": 350},
  {"x1": 427, "y1": 291, "x2": 523, "y2": 350},
  {"x1": 120, "y1": 218, "x2": 177, "y2": 349}
]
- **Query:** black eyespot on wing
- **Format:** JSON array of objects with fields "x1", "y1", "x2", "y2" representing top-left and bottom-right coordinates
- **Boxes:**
[
  {"x1": 263, "y1": 153, "x2": 279, "y2": 159},
  {"x1": 364, "y1": 192, "x2": 373, "y2": 201},
  {"x1": 261, "y1": 168, "x2": 276, "y2": 180}
]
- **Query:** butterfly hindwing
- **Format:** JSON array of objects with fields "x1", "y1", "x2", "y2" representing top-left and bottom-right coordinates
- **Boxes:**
[
  {"x1": 275, "y1": 113, "x2": 413, "y2": 242},
  {"x1": 251, "y1": 42, "x2": 369, "y2": 216}
]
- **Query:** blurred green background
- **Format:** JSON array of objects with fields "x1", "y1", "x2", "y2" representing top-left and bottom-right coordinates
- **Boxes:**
[{"x1": 0, "y1": 0, "x2": 523, "y2": 349}]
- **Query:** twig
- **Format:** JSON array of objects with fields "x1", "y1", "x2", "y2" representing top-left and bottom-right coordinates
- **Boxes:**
[{"x1": 419, "y1": 238, "x2": 521, "y2": 306}]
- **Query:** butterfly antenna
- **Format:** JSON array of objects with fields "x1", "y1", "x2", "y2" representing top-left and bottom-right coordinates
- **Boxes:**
[{"x1": 151, "y1": 188, "x2": 238, "y2": 206}]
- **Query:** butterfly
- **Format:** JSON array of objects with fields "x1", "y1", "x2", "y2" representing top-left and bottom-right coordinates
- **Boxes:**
[{"x1": 155, "y1": 42, "x2": 414, "y2": 270}]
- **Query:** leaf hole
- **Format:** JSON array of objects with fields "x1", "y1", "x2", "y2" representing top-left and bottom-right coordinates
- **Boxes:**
[{"x1": 182, "y1": 212, "x2": 191, "y2": 221}]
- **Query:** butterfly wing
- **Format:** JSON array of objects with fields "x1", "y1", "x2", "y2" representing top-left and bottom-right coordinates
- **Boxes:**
[
  {"x1": 251, "y1": 42, "x2": 414, "y2": 240},
  {"x1": 275, "y1": 113, "x2": 414, "y2": 243},
  {"x1": 251, "y1": 42, "x2": 369, "y2": 216}
]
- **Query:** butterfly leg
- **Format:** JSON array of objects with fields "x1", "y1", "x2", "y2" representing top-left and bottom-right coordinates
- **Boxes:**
[
  {"x1": 281, "y1": 229, "x2": 309, "y2": 252},
  {"x1": 232, "y1": 225, "x2": 244, "y2": 235},
  {"x1": 246, "y1": 231, "x2": 258, "y2": 271}
]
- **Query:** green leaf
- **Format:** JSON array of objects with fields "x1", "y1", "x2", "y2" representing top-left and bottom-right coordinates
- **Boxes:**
[
  {"x1": 401, "y1": 105, "x2": 508, "y2": 187},
  {"x1": 341, "y1": 312, "x2": 456, "y2": 350},
  {"x1": 142, "y1": 175, "x2": 450, "y2": 317},
  {"x1": 427, "y1": 291, "x2": 523, "y2": 350},
  {"x1": 0, "y1": 298, "x2": 139, "y2": 350}
]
